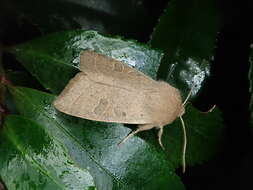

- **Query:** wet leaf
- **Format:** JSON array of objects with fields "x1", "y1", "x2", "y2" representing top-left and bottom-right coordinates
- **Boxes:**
[
  {"x1": 150, "y1": 0, "x2": 220, "y2": 99},
  {"x1": 9, "y1": 30, "x2": 162, "y2": 94},
  {"x1": 0, "y1": 115, "x2": 96, "y2": 190},
  {"x1": 8, "y1": 87, "x2": 184, "y2": 190},
  {"x1": 5, "y1": 7, "x2": 224, "y2": 186}
]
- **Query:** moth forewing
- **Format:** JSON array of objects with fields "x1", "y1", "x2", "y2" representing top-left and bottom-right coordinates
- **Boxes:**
[{"x1": 54, "y1": 50, "x2": 187, "y2": 172}]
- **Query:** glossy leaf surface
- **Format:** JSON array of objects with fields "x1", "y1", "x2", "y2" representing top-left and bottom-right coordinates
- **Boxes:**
[
  {"x1": 10, "y1": 30, "x2": 162, "y2": 94},
  {"x1": 8, "y1": 29, "x2": 221, "y2": 164},
  {"x1": 150, "y1": 0, "x2": 220, "y2": 99},
  {"x1": 5, "y1": 27, "x2": 224, "y2": 189},
  {"x1": 0, "y1": 115, "x2": 96, "y2": 190},
  {"x1": 8, "y1": 87, "x2": 184, "y2": 190},
  {"x1": 9, "y1": 29, "x2": 224, "y2": 167}
]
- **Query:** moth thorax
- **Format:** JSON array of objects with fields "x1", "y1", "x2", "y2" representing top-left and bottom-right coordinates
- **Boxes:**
[{"x1": 157, "y1": 81, "x2": 184, "y2": 124}]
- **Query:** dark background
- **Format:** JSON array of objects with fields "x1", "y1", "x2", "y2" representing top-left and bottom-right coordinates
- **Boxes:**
[{"x1": 1, "y1": 0, "x2": 253, "y2": 189}]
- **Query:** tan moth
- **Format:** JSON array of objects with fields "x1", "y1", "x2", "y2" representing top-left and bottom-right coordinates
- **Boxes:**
[{"x1": 54, "y1": 50, "x2": 191, "y2": 172}]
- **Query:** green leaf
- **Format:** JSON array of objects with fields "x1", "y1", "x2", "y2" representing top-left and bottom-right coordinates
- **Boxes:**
[
  {"x1": 5, "y1": 70, "x2": 43, "y2": 89},
  {"x1": 9, "y1": 30, "x2": 162, "y2": 94},
  {"x1": 150, "y1": 0, "x2": 220, "y2": 99},
  {"x1": 0, "y1": 115, "x2": 96, "y2": 190},
  {"x1": 6, "y1": 29, "x2": 224, "y2": 189},
  {"x1": 165, "y1": 105, "x2": 223, "y2": 166},
  {"x1": 10, "y1": 29, "x2": 224, "y2": 165},
  {"x1": 8, "y1": 87, "x2": 184, "y2": 190}
]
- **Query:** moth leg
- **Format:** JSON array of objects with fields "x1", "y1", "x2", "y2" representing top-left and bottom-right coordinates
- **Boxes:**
[
  {"x1": 118, "y1": 124, "x2": 154, "y2": 146},
  {"x1": 158, "y1": 127, "x2": 165, "y2": 150}
]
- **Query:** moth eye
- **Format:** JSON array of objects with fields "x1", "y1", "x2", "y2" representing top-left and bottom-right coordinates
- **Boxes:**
[{"x1": 94, "y1": 98, "x2": 108, "y2": 115}]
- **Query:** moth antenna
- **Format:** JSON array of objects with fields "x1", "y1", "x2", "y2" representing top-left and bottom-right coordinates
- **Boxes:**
[
  {"x1": 179, "y1": 116, "x2": 187, "y2": 173},
  {"x1": 183, "y1": 88, "x2": 193, "y2": 106}
]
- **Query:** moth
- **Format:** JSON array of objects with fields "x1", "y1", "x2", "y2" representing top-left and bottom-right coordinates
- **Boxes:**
[{"x1": 54, "y1": 50, "x2": 191, "y2": 172}]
